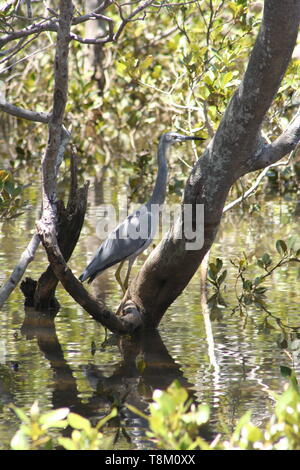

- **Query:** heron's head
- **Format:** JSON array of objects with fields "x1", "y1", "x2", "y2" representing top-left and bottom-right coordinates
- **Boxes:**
[{"x1": 161, "y1": 131, "x2": 204, "y2": 146}]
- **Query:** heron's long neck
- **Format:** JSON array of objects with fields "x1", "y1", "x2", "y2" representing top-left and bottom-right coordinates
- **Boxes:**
[{"x1": 149, "y1": 140, "x2": 168, "y2": 206}]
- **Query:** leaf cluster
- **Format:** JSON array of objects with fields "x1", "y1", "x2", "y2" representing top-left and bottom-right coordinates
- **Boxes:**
[
  {"x1": 0, "y1": 169, "x2": 27, "y2": 219},
  {"x1": 10, "y1": 400, "x2": 117, "y2": 450},
  {"x1": 9, "y1": 371, "x2": 300, "y2": 451},
  {"x1": 127, "y1": 380, "x2": 210, "y2": 450},
  {"x1": 2, "y1": 1, "x2": 298, "y2": 194}
]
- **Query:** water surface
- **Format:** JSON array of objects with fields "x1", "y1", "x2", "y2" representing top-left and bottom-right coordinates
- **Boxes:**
[{"x1": 0, "y1": 179, "x2": 300, "y2": 449}]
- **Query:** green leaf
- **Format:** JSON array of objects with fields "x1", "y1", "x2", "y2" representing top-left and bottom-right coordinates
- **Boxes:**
[
  {"x1": 40, "y1": 408, "x2": 69, "y2": 429},
  {"x1": 262, "y1": 253, "x2": 272, "y2": 266},
  {"x1": 231, "y1": 411, "x2": 252, "y2": 441},
  {"x1": 95, "y1": 408, "x2": 117, "y2": 430},
  {"x1": 276, "y1": 240, "x2": 288, "y2": 256},
  {"x1": 243, "y1": 279, "x2": 252, "y2": 290},
  {"x1": 217, "y1": 269, "x2": 227, "y2": 285},
  {"x1": 254, "y1": 276, "x2": 263, "y2": 285},
  {"x1": 139, "y1": 55, "x2": 154, "y2": 70},
  {"x1": 12, "y1": 406, "x2": 30, "y2": 424},
  {"x1": 215, "y1": 258, "x2": 223, "y2": 272},
  {"x1": 280, "y1": 366, "x2": 292, "y2": 378},
  {"x1": 58, "y1": 437, "x2": 78, "y2": 450},
  {"x1": 208, "y1": 262, "x2": 218, "y2": 277},
  {"x1": 116, "y1": 62, "x2": 127, "y2": 77},
  {"x1": 11, "y1": 430, "x2": 30, "y2": 450},
  {"x1": 242, "y1": 423, "x2": 263, "y2": 443},
  {"x1": 254, "y1": 286, "x2": 267, "y2": 294},
  {"x1": 68, "y1": 413, "x2": 91, "y2": 431},
  {"x1": 221, "y1": 71, "x2": 233, "y2": 87}
]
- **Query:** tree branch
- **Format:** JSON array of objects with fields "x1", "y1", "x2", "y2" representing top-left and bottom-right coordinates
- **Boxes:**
[
  {"x1": 249, "y1": 110, "x2": 300, "y2": 171},
  {"x1": 223, "y1": 158, "x2": 291, "y2": 213},
  {"x1": 0, "y1": 234, "x2": 40, "y2": 309},
  {"x1": 0, "y1": 91, "x2": 50, "y2": 123},
  {"x1": 113, "y1": 0, "x2": 154, "y2": 41},
  {"x1": 0, "y1": 18, "x2": 58, "y2": 49},
  {"x1": 37, "y1": 228, "x2": 141, "y2": 333}
]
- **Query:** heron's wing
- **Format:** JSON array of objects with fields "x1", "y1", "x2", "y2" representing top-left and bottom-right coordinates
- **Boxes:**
[{"x1": 79, "y1": 205, "x2": 155, "y2": 282}]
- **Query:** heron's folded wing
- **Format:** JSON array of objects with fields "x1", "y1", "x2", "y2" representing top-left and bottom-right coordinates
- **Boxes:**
[{"x1": 80, "y1": 206, "x2": 154, "y2": 281}]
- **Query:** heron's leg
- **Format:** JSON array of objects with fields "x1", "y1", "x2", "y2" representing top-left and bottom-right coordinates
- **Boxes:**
[
  {"x1": 123, "y1": 258, "x2": 134, "y2": 292},
  {"x1": 115, "y1": 260, "x2": 125, "y2": 291}
]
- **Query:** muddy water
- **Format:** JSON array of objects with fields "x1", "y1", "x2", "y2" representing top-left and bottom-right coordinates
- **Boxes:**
[{"x1": 0, "y1": 178, "x2": 300, "y2": 449}]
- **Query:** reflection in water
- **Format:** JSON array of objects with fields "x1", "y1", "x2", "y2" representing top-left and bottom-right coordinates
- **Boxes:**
[
  {"x1": 1, "y1": 181, "x2": 300, "y2": 448},
  {"x1": 18, "y1": 308, "x2": 210, "y2": 449}
]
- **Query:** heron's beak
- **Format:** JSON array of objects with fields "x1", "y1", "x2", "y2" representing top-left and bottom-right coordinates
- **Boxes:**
[{"x1": 181, "y1": 136, "x2": 205, "y2": 141}]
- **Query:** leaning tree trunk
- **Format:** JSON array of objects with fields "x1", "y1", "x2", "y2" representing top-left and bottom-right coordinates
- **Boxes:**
[
  {"x1": 21, "y1": 155, "x2": 89, "y2": 310},
  {"x1": 122, "y1": 0, "x2": 300, "y2": 328}
]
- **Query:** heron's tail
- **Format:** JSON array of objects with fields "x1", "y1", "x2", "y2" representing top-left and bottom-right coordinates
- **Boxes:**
[
  {"x1": 79, "y1": 269, "x2": 97, "y2": 283},
  {"x1": 79, "y1": 265, "x2": 105, "y2": 284}
]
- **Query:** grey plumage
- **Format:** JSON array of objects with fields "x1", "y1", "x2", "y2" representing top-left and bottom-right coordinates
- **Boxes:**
[{"x1": 79, "y1": 132, "x2": 203, "y2": 291}]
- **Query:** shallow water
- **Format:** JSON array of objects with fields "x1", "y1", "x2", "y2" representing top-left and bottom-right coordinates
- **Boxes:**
[{"x1": 0, "y1": 178, "x2": 300, "y2": 449}]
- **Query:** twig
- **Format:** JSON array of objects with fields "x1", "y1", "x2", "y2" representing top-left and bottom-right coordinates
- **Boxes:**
[
  {"x1": 113, "y1": 0, "x2": 153, "y2": 41},
  {"x1": 0, "y1": 18, "x2": 58, "y2": 49},
  {"x1": 0, "y1": 41, "x2": 53, "y2": 73},
  {"x1": 223, "y1": 158, "x2": 292, "y2": 213}
]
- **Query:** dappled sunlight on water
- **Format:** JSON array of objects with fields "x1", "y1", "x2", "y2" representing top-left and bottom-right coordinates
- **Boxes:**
[{"x1": 1, "y1": 179, "x2": 300, "y2": 449}]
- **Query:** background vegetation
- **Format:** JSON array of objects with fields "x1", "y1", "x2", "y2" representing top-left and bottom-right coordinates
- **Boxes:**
[
  {"x1": 1, "y1": 0, "x2": 300, "y2": 451},
  {"x1": 1, "y1": 0, "x2": 299, "y2": 214}
]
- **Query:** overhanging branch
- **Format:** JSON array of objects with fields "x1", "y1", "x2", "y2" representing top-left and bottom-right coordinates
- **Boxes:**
[
  {"x1": 249, "y1": 110, "x2": 300, "y2": 171},
  {"x1": 0, "y1": 92, "x2": 50, "y2": 123}
]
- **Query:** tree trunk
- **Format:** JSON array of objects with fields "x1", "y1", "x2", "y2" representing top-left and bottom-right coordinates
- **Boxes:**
[
  {"x1": 123, "y1": 0, "x2": 300, "y2": 328},
  {"x1": 21, "y1": 182, "x2": 89, "y2": 310}
]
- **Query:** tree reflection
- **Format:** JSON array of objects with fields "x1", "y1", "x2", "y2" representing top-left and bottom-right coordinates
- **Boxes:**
[{"x1": 20, "y1": 307, "x2": 210, "y2": 447}]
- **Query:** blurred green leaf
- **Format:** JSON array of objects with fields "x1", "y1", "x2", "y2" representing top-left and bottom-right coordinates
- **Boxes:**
[{"x1": 276, "y1": 239, "x2": 288, "y2": 256}]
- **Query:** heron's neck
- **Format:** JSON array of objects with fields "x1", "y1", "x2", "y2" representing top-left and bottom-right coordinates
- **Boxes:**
[{"x1": 149, "y1": 140, "x2": 169, "y2": 205}]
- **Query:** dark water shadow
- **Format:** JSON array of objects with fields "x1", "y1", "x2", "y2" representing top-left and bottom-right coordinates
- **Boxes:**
[{"x1": 20, "y1": 308, "x2": 212, "y2": 447}]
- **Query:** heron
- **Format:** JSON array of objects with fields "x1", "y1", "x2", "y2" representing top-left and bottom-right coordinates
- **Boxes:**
[{"x1": 79, "y1": 132, "x2": 204, "y2": 292}]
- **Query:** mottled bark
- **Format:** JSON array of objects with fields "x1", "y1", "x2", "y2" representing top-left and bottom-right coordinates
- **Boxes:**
[
  {"x1": 124, "y1": 0, "x2": 300, "y2": 327},
  {"x1": 33, "y1": 184, "x2": 89, "y2": 310}
]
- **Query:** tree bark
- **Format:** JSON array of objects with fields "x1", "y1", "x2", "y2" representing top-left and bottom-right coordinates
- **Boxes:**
[
  {"x1": 32, "y1": 154, "x2": 89, "y2": 309},
  {"x1": 123, "y1": 0, "x2": 300, "y2": 327}
]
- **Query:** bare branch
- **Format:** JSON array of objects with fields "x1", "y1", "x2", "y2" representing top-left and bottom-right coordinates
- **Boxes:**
[
  {"x1": 37, "y1": 225, "x2": 141, "y2": 333},
  {"x1": 69, "y1": 30, "x2": 113, "y2": 45},
  {"x1": 223, "y1": 157, "x2": 292, "y2": 213},
  {"x1": 0, "y1": 31, "x2": 41, "y2": 67},
  {"x1": 0, "y1": 18, "x2": 58, "y2": 49},
  {"x1": 72, "y1": 1, "x2": 113, "y2": 25},
  {"x1": 0, "y1": 234, "x2": 40, "y2": 310},
  {"x1": 113, "y1": 0, "x2": 153, "y2": 41},
  {"x1": 0, "y1": 91, "x2": 50, "y2": 123},
  {"x1": 26, "y1": 0, "x2": 32, "y2": 18},
  {"x1": 250, "y1": 110, "x2": 300, "y2": 171},
  {"x1": 38, "y1": 0, "x2": 73, "y2": 221},
  {"x1": 150, "y1": 0, "x2": 200, "y2": 6}
]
